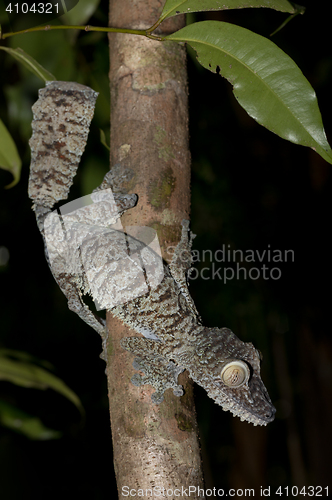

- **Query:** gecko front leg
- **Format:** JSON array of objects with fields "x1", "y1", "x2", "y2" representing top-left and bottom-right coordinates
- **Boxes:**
[
  {"x1": 121, "y1": 337, "x2": 184, "y2": 403},
  {"x1": 119, "y1": 220, "x2": 200, "y2": 403}
]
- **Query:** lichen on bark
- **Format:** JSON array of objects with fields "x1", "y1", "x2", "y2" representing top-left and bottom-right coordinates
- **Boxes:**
[{"x1": 106, "y1": 0, "x2": 205, "y2": 495}]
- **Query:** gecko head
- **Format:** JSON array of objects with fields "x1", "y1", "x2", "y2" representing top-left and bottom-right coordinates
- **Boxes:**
[{"x1": 190, "y1": 327, "x2": 276, "y2": 426}]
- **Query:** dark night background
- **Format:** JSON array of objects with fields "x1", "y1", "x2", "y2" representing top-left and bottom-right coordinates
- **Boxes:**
[{"x1": 0, "y1": 0, "x2": 331, "y2": 498}]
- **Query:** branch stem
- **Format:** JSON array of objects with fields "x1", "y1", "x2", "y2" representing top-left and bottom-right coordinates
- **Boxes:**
[{"x1": 1, "y1": 24, "x2": 164, "y2": 40}]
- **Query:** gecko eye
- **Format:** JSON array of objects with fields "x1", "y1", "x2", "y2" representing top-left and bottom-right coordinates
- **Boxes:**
[{"x1": 220, "y1": 360, "x2": 250, "y2": 388}]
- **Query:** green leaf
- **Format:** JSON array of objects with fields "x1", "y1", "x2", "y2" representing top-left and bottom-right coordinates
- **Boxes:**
[
  {"x1": 166, "y1": 21, "x2": 332, "y2": 163},
  {"x1": 160, "y1": 0, "x2": 295, "y2": 22},
  {"x1": 0, "y1": 349, "x2": 53, "y2": 369},
  {"x1": 270, "y1": 3, "x2": 306, "y2": 36},
  {"x1": 0, "y1": 352, "x2": 84, "y2": 415},
  {"x1": 60, "y1": 0, "x2": 100, "y2": 43},
  {"x1": 0, "y1": 46, "x2": 56, "y2": 82},
  {"x1": 60, "y1": 0, "x2": 100, "y2": 26},
  {"x1": 0, "y1": 118, "x2": 22, "y2": 188},
  {"x1": 0, "y1": 399, "x2": 61, "y2": 440},
  {"x1": 3, "y1": 83, "x2": 36, "y2": 143},
  {"x1": 7, "y1": 30, "x2": 73, "y2": 82},
  {"x1": 99, "y1": 129, "x2": 110, "y2": 151}
]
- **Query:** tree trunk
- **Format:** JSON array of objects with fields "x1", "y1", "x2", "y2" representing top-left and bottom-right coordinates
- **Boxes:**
[{"x1": 106, "y1": 0, "x2": 205, "y2": 496}]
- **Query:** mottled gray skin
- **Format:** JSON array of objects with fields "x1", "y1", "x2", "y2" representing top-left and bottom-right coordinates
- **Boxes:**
[
  {"x1": 28, "y1": 81, "x2": 276, "y2": 427},
  {"x1": 113, "y1": 221, "x2": 275, "y2": 426},
  {"x1": 29, "y1": 81, "x2": 99, "y2": 231}
]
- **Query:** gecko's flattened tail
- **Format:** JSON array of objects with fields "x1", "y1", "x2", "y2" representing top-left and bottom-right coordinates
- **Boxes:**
[{"x1": 28, "y1": 81, "x2": 98, "y2": 229}]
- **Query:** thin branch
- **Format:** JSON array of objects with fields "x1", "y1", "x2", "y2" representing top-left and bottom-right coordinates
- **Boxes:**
[{"x1": 1, "y1": 24, "x2": 164, "y2": 40}]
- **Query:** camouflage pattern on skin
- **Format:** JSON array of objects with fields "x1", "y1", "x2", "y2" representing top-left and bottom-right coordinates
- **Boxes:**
[{"x1": 28, "y1": 81, "x2": 275, "y2": 426}]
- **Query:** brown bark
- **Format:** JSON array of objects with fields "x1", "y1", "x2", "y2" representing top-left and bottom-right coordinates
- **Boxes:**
[{"x1": 106, "y1": 0, "x2": 205, "y2": 496}]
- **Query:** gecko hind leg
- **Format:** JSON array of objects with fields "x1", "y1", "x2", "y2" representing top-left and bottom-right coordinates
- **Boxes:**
[{"x1": 55, "y1": 272, "x2": 108, "y2": 359}]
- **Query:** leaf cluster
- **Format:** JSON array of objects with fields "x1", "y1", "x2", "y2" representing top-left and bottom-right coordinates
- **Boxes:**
[{"x1": 0, "y1": 0, "x2": 331, "y2": 190}]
